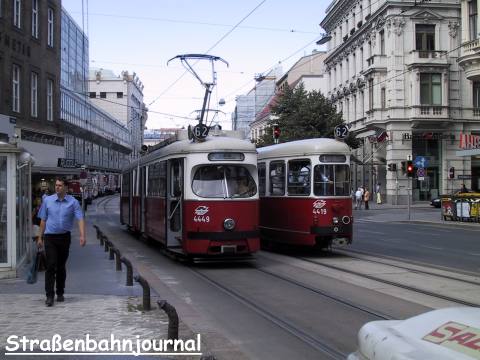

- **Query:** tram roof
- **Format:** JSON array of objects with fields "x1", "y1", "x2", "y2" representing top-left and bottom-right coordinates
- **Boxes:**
[
  {"x1": 257, "y1": 138, "x2": 350, "y2": 159},
  {"x1": 127, "y1": 135, "x2": 257, "y2": 170}
]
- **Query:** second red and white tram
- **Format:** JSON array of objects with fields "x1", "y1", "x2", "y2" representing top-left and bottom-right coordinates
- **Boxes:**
[
  {"x1": 120, "y1": 130, "x2": 260, "y2": 258},
  {"x1": 257, "y1": 138, "x2": 352, "y2": 248}
]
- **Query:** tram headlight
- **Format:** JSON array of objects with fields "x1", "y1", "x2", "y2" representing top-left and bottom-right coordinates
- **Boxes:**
[
  {"x1": 223, "y1": 218, "x2": 236, "y2": 231},
  {"x1": 332, "y1": 217, "x2": 339, "y2": 225}
]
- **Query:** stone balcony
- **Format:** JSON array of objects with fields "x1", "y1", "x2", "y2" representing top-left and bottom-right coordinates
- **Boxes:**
[
  {"x1": 405, "y1": 50, "x2": 448, "y2": 69},
  {"x1": 458, "y1": 40, "x2": 480, "y2": 81}
]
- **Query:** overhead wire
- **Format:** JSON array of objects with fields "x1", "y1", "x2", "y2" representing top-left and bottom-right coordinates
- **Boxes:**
[{"x1": 147, "y1": 0, "x2": 267, "y2": 108}]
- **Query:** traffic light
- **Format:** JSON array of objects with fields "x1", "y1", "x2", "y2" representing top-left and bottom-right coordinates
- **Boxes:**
[
  {"x1": 401, "y1": 161, "x2": 407, "y2": 174},
  {"x1": 449, "y1": 167, "x2": 455, "y2": 179},
  {"x1": 273, "y1": 125, "x2": 281, "y2": 143},
  {"x1": 387, "y1": 163, "x2": 397, "y2": 172},
  {"x1": 407, "y1": 160, "x2": 414, "y2": 177}
]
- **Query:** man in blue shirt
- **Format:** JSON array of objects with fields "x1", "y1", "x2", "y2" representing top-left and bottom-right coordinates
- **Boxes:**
[{"x1": 36, "y1": 177, "x2": 86, "y2": 307}]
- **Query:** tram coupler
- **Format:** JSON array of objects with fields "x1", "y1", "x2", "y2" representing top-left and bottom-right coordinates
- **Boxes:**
[
  {"x1": 332, "y1": 237, "x2": 349, "y2": 247},
  {"x1": 120, "y1": 256, "x2": 133, "y2": 286},
  {"x1": 157, "y1": 300, "x2": 179, "y2": 340},
  {"x1": 112, "y1": 248, "x2": 122, "y2": 271},
  {"x1": 134, "y1": 275, "x2": 151, "y2": 311}
]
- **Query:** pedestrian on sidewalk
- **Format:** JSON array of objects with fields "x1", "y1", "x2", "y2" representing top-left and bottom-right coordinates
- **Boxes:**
[
  {"x1": 376, "y1": 182, "x2": 382, "y2": 204},
  {"x1": 355, "y1": 187, "x2": 363, "y2": 210},
  {"x1": 364, "y1": 187, "x2": 371, "y2": 210},
  {"x1": 36, "y1": 177, "x2": 86, "y2": 307}
]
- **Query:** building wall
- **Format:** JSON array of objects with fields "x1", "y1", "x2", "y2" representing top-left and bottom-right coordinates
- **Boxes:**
[
  {"x1": 60, "y1": 9, "x2": 131, "y2": 173},
  {"x1": 0, "y1": 0, "x2": 62, "y2": 168},
  {"x1": 321, "y1": 0, "x2": 480, "y2": 203},
  {"x1": 88, "y1": 69, "x2": 146, "y2": 160}
]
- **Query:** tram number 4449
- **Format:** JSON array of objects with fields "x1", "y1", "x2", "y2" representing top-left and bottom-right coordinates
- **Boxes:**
[
  {"x1": 313, "y1": 209, "x2": 327, "y2": 215},
  {"x1": 194, "y1": 216, "x2": 210, "y2": 223}
]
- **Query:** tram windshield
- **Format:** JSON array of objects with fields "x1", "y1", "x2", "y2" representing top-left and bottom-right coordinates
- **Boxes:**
[
  {"x1": 313, "y1": 165, "x2": 350, "y2": 196},
  {"x1": 192, "y1": 165, "x2": 257, "y2": 198}
]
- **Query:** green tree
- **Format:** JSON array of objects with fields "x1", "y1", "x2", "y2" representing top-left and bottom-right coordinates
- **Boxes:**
[{"x1": 256, "y1": 83, "x2": 360, "y2": 148}]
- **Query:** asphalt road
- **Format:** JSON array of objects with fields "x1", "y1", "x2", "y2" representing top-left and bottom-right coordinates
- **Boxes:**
[{"x1": 351, "y1": 217, "x2": 480, "y2": 274}]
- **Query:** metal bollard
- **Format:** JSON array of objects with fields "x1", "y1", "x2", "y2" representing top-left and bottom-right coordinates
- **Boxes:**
[
  {"x1": 134, "y1": 275, "x2": 151, "y2": 311},
  {"x1": 104, "y1": 238, "x2": 110, "y2": 252},
  {"x1": 93, "y1": 225, "x2": 99, "y2": 239},
  {"x1": 109, "y1": 246, "x2": 115, "y2": 260},
  {"x1": 113, "y1": 248, "x2": 122, "y2": 271},
  {"x1": 99, "y1": 233, "x2": 105, "y2": 246},
  {"x1": 120, "y1": 257, "x2": 133, "y2": 286},
  {"x1": 157, "y1": 300, "x2": 179, "y2": 340}
]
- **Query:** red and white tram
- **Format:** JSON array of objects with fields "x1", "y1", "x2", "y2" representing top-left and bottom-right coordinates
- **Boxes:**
[
  {"x1": 257, "y1": 138, "x2": 352, "y2": 248},
  {"x1": 120, "y1": 130, "x2": 260, "y2": 258}
]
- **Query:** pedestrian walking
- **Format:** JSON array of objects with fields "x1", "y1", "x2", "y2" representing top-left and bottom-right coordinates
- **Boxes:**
[
  {"x1": 376, "y1": 182, "x2": 382, "y2": 204},
  {"x1": 355, "y1": 188, "x2": 363, "y2": 210},
  {"x1": 36, "y1": 177, "x2": 86, "y2": 307},
  {"x1": 364, "y1": 188, "x2": 371, "y2": 210}
]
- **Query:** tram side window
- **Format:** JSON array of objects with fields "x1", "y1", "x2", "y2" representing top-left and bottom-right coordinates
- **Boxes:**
[
  {"x1": 258, "y1": 163, "x2": 266, "y2": 196},
  {"x1": 313, "y1": 165, "x2": 350, "y2": 196},
  {"x1": 269, "y1": 161, "x2": 285, "y2": 196},
  {"x1": 158, "y1": 161, "x2": 167, "y2": 197},
  {"x1": 122, "y1": 173, "x2": 130, "y2": 196},
  {"x1": 171, "y1": 160, "x2": 183, "y2": 197},
  {"x1": 288, "y1": 160, "x2": 311, "y2": 196},
  {"x1": 147, "y1": 162, "x2": 163, "y2": 197}
]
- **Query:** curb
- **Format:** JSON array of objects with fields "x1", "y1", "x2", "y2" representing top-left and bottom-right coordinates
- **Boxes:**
[{"x1": 397, "y1": 220, "x2": 480, "y2": 229}]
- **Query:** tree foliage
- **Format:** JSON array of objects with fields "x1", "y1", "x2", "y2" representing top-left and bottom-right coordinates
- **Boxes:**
[{"x1": 255, "y1": 83, "x2": 360, "y2": 149}]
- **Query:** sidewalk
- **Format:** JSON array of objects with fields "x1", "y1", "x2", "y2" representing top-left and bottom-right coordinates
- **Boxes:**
[
  {"x1": 353, "y1": 200, "x2": 480, "y2": 228},
  {"x1": 0, "y1": 219, "x2": 196, "y2": 359}
]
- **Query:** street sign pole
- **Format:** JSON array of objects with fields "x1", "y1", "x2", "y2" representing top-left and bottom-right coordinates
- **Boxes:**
[{"x1": 408, "y1": 177, "x2": 411, "y2": 221}]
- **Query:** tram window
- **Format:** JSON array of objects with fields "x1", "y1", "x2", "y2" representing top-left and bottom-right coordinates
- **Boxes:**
[
  {"x1": 147, "y1": 162, "x2": 166, "y2": 197},
  {"x1": 258, "y1": 163, "x2": 266, "y2": 196},
  {"x1": 171, "y1": 160, "x2": 183, "y2": 197},
  {"x1": 269, "y1": 161, "x2": 285, "y2": 196},
  {"x1": 314, "y1": 165, "x2": 350, "y2": 196},
  {"x1": 334, "y1": 165, "x2": 350, "y2": 196},
  {"x1": 192, "y1": 165, "x2": 256, "y2": 198},
  {"x1": 288, "y1": 160, "x2": 311, "y2": 196}
]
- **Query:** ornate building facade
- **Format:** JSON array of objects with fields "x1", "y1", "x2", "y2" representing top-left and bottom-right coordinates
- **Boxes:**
[{"x1": 321, "y1": 0, "x2": 480, "y2": 204}]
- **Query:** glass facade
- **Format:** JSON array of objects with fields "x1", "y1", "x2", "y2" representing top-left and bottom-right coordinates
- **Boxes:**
[{"x1": 61, "y1": 10, "x2": 89, "y2": 94}]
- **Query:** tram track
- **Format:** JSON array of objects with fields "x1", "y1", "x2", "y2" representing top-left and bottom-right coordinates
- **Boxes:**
[
  {"x1": 295, "y1": 255, "x2": 480, "y2": 308},
  {"x1": 253, "y1": 266, "x2": 393, "y2": 320},
  {"x1": 189, "y1": 266, "x2": 348, "y2": 360},
  {"x1": 332, "y1": 247, "x2": 480, "y2": 287}
]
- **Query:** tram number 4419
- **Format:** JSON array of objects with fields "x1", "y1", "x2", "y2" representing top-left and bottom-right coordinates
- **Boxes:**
[
  {"x1": 313, "y1": 209, "x2": 327, "y2": 215},
  {"x1": 194, "y1": 216, "x2": 210, "y2": 223}
]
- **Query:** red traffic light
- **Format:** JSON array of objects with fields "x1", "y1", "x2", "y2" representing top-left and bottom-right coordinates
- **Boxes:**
[
  {"x1": 406, "y1": 160, "x2": 414, "y2": 177},
  {"x1": 449, "y1": 167, "x2": 455, "y2": 179}
]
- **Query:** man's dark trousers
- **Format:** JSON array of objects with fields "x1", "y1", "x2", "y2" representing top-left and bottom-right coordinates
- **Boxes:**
[{"x1": 44, "y1": 233, "x2": 71, "y2": 298}]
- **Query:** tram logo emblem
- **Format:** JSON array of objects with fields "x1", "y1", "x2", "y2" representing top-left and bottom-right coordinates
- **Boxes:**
[
  {"x1": 313, "y1": 200, "x2": 327, "y2": 209},
  {"x1": 194, "y1": 206, "x2": 209, "y2": 216}
]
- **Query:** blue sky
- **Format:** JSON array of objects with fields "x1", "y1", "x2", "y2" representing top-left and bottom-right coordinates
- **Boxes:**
[{"x1": 62, "y1": 0, "x2": 329, "y2": 129}]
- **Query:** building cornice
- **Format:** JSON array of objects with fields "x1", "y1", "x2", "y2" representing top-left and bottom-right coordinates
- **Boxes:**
[{"x1": 321, "y1": 0, "x2": 362, "y2": 32}]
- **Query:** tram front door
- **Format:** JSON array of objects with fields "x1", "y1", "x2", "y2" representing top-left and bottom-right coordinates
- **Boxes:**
[{"x1": 166, "y1": 158, "x2": 183, "y2": 248}]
